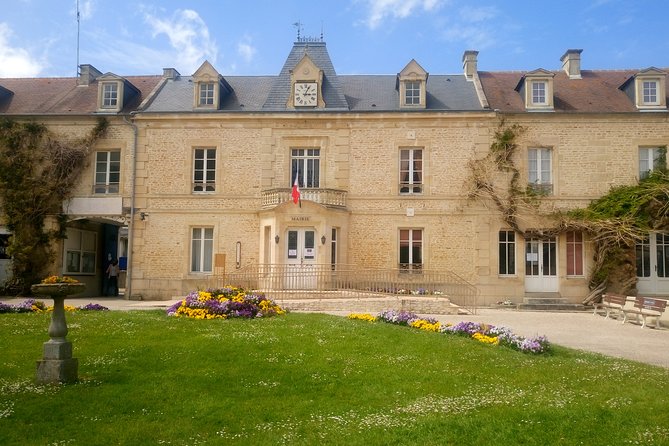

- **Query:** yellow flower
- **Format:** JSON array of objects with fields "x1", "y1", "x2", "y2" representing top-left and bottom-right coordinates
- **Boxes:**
[
  {"x1": 348, "y1": 313, "x2": 377, "y2": 322},
  {"x1": 410, "y1": 319, "x2": 441, "y2": 332},
  {"x1": 472, "y1": 332, "x2": 499, "y2": 345}
]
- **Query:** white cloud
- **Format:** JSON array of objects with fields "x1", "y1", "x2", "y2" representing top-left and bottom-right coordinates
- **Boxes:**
[
  {"x1": 0, "y1": 23, "x2": 43, "y2": 77},
  {"x1": 78, "y1": 0, "x2": 95, "y2": 20},
  {"x1": 143, "y1": 9, "x2": 218, "y2": 74},
  {"x1": 362, "y1": 0, "x2": 445, "y2": 30},
  {"x1": 237, "y1": 36, "x2": 256, "y2": 64}
]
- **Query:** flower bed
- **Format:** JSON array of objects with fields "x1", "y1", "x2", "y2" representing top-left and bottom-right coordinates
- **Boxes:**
[
  {"x1": 0, "y1": 299, "x2": 109, "y2": 314},
  {"x1": 166, "y1": 287, "x2": 285, "y2": 320},
  {"x1": 40, "y1": 276, "x2": 80, "y2": 284},
  {"x1": 349, "y1": 310, "x2": 550, "y2": 354}
]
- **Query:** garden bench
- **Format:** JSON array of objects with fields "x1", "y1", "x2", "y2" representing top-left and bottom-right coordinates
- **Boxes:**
[
  {"x1": 622, "y1": 296, "x2": 667, "y2": 329},
  {"x1": 593, "y1": 293, "x2": 627, "y2": 320}
]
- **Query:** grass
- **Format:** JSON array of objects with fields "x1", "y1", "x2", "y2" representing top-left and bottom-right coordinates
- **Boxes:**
[{"x1": 1, "y1": 310, "x2": 668, "y2": 445}]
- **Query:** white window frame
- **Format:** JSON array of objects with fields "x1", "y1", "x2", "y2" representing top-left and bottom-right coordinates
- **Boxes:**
[
  {"x1": 531, "y1": 81, "x2": 547, "y2": 105},
  {"x1": 498, "y1": 230, "x2": 516, "y2": 276},
  {"x1": 101, "y1": 82, "x2": 118, "y2": 108},
  {"x1": 94, "y1": 150, "x2": 120, "y2": 194},
  {"x1": 404, "y1": 81, "x2": 421, "y2": 105},
  {"x1": 639, "y1": 147, "x2": 666, "y2": 180},
  {"x1": 399, "y1": 148, "x2": 423, "y2": 194},
  {"x1": 64, "y1": 228, "x2": 97, "y2": 275},
  {"x1": 190, "y1": 227, "x2": 214, "y2": 273},
  {"x1": 193, "y1": 148, "x2": 216, "y2": 192},
  {"x1": 291, "y1": 148, "x2": 320, "y2": 188},
  {"x1": 528, "y1": 148, "x2": 553, "y2": 194},
  {"x1": 642, "y1": 80, "x2": 659, "y2": 105},
  {"x1": 199, "y1": 82, "x2": 215, "y2": 106},
  {"x1": 399, "y1": 228, "x2": 423, "y2": 273}
]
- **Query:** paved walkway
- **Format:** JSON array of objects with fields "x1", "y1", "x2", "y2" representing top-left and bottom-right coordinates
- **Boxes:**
[{"x1": 2, "y1": 297, "x2": 668, "y2": 369}]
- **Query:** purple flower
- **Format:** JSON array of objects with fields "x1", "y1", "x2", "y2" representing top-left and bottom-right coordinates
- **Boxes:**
[{"x1": 78, "y1": 303, "x2": 109, "y2": 311}]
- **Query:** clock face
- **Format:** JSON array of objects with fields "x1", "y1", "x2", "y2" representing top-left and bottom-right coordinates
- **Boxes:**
[{"x1": 294, "y1": 82, "x2": 317, "y2": 106}]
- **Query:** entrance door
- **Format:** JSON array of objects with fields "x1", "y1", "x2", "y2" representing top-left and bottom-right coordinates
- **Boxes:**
[
  {"x1": 525, "y1": 237, "x2": 558, "y2": 292},
  {"x1": 285, "y1": 229, "x2": 317, "y2": 289},
  {"x1": 636, "y1": 232, "x2": 669, "y2": 294}
]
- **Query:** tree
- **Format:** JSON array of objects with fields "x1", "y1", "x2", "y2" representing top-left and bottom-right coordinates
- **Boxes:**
[{"x1": 0, "y1": 118, "x2": 108, "y2": 294}]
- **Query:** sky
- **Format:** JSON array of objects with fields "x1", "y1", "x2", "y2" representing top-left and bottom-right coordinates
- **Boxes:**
[{"x1": 2, "y1": 0, "x2": 669, "y2": 78}]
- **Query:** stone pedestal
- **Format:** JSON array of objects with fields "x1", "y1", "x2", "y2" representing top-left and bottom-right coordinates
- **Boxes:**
[{"x1": 31, "y1": 282, "x2": 85, "y2": 384}]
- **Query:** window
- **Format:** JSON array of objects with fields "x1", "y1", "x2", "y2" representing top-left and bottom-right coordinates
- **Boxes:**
[
  {"x1": 642, "y1": 80, "x2": 659, "y2": 105},
  {"x1": 531, "y1": 81, "x2": 546, "y2": 105},
  {"x1": 94, "y1": 151, "x2": 120, "y2": 194},
  {"x1": 639, "y1": 147, "x2": 666, "y2": 180},
  {"x1": 65, "y1": 228, "x2": 96, "y2": 274},
  {"x1": 566, "y1": 231, "x2": 584, "y2": 276},
  {"x1": 399, "y1": 229, "x2": 422, "y2": 272},
  {"x1": 528, "y1": 148, "x2": 553, "y2": 194},
  {"x1": 0, "y1": 233, "x2": 10, "y2": 260},
  {"x1": 405, "y1": 81, "x2": 421, "y2": 105},
  {"x1": 191, "y1": 227, "x2": 213, "y2": 273},
  {"x1": 330, "y1": 228, "x2": 338, "y2": 270},
  {"x1": 498, "y1": 230, "x2": 516, "y2": 275},
  {"x1": 199, "y1": 82, "x2": 215, "y2": 106},
  {"x1": 291, "y1": 148, "x2": 320, "y2": 188},
  {"x1": 102, "y1": 83, "x2": 118, "y2": 108},
  {"x1": 399, "y1": 148, "x2": 423, "y2": 194},
  {"x1": 193, "y1": 148, "x2": 216, "y2": 192}
]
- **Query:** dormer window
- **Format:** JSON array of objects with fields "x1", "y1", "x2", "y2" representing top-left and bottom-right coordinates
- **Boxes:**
[
  {"x1": 642, "y1": 80, "x2": 659, "y2": 105},
  {"x1": 516, "y1": 69, "x2": 554, "y2": 111},
  {"x1": 192, "y1": 61, "x2": 231, "y2": 110},
  {"x1": 398, "y1": 59, "x2": 428, "y2": 109},
  {"x1": 531, "y1": 81, "x2": 547, "y2": 105},
  {"x1": 199, "y1": 82, "x2": 215, "y2": 106},
  {"x1": 405, "y1": 81, "x2": 421, "y2": 105},
  {"x1": 102, "y1": 82, "x2": 118, "y2": 108},
  {"x1": 96, "y1": 73, "x2": 135, "y2": 113},
  {"x1": 620, "y1": 68, "x2": 667, "y2": 111}
]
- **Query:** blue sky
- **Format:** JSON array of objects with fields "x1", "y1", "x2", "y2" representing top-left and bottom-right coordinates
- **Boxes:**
[{"x1": 2, "y1": 0, "x2": 669, "y2": 78}]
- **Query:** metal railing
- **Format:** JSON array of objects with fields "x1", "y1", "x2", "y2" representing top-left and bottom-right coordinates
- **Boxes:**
[
  {"x1": 260, "y1": 188, "x2": 347, "y2": 209},
  {"x1": 220, "y1": 264, "x2": 478, "y2": 314}
]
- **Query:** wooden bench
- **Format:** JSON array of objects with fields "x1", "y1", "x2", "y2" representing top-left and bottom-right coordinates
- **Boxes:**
[
  {"x1": 622, "y1": 296, "x2": 667, "y2": 329},
  {"x1": 593, "y1": 293, "x2": 627, "y2": 320}
]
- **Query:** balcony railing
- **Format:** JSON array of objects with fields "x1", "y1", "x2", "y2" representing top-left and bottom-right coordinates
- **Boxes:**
[{"x1": 261, "y1": 188, "x2": 347, "y2": 209}]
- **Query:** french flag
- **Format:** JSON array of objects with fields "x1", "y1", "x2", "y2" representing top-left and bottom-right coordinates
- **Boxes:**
[{"x1": 291, "y1": 172, "x2": 301, "y2": 206}]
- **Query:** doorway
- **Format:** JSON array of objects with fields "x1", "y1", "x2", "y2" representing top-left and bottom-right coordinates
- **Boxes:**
[
  {"x1": 636, "y1": 232, "x2": 669, "y2": 294},
  {"x1": 285, "y1": 228, "x2": 317, "y2": 289},
  {"x1": 524, "y1": 237, "x2": 558, "y2": 292}
]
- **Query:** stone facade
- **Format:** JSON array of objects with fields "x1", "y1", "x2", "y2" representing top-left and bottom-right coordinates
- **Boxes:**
[{"x1": 1, "y1": 42, "x2": 668, "y2": 308}]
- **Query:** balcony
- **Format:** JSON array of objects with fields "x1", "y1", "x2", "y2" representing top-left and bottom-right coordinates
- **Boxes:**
[{"x1": 261, "y1": 188, "x2": 347, "y2": 209}]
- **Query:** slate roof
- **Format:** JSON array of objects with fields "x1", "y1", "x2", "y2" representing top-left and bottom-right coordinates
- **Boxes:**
[
  {"x1": 479, "y1": 69, "x2": 669, "y2": 113},
  {"x1": 0, "y1": 75, "x2": 162, "y2": 115},
  {"x1": 142, "y1": 41, "x2": 484, "y2": 113}
]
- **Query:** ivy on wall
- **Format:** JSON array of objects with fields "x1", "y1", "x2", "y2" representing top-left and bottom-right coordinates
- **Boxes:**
[
  {"x1": 467, "y1": 120, "x2": 669, "y2": 301},
  {"x1": 0, "y1": 118, "x2": 108, "y2": 295}
]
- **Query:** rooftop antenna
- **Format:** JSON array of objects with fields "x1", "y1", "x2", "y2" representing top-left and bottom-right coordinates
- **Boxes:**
[
  {"x1": 76, "y1": 0, "x2": 80, "y2": 76},
  {"x1": 293, "y1": 21, "x2": 303, "y2": 41},
  {"x1": 320, "y1": 21, "x2": 324, "y2": 41}
]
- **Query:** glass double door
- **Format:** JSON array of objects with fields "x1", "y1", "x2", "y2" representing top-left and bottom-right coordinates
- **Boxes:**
[
  {"x1": 636, "y1": 232, "x2": 669, "y2": 294},
  {"x1": 524, "y1": 237, "x2": 558, "y2": 292},
  {"x1": 285, "y1": 228, "x2": 317, "y2": 289}
]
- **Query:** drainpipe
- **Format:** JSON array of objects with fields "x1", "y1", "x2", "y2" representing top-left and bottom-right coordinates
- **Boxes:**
[{"x1": 123, "y1": 113, "x2": 138, "y2": 300}]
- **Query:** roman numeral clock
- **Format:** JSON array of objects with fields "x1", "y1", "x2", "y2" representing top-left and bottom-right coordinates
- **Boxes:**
[{"x1": 294, "y1": 82, "x2": 317, "y2": 107}]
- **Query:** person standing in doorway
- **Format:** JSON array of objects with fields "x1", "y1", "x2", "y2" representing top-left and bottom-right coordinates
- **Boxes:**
[{"x1": 106, "y1": 259, "x2": 120, "y2": 296}]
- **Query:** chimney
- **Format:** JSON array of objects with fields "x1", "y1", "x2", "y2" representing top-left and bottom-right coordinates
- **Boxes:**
[
  {"x1": 560, "y1": 49, "x2": 583, "y2": 79},
  {"x1": 78, "y1": 64, "x2": 102, "y2": 86},
  {"x1": 462, "y1": 50, "x2": 479, "y2": 81},
  {"x1": 162, "y1": 68, "x2": 181, "y2": 80}
]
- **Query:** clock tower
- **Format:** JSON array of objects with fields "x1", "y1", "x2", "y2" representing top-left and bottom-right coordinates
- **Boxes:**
[{"x1": 289, "y1": 54, "x2": 324, "y2": 108}]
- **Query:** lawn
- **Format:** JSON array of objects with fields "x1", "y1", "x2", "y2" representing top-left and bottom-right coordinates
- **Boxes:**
[{"x1": 1, "y1": 310, "x2": 668, "y2": 445}]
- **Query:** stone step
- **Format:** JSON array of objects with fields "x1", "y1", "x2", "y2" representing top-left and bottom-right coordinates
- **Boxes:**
[{"x1": 518, "y1": 303, "x2": 592, "y2": 312}]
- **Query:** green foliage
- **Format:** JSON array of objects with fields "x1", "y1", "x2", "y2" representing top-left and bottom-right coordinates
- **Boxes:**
[
  {"x1": 1, "y1": 312, "x2": 668, "y2": 445},
  {"x1": 0, "y1": 118, "x2": 108, "y2": 294}
]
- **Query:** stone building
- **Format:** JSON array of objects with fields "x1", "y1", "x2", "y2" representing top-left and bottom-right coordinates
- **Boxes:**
[{"x1": 0, "y1": 41, "x2": 667, "y2": 309}]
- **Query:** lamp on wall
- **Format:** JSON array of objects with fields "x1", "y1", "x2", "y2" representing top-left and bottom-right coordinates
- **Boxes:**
[
  {"x1": 140, "y1": 212, "x2": 147, "y2": 221},
  {"x1": 321, "y1": 235, "x2": 326, "y2": 245},
  {"x1": 275, "y1": 235, "x2": 280, "y2": 244}
]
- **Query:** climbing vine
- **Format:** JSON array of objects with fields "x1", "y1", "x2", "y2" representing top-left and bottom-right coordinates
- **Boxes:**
[
  {"x1": 466, "y1": 121, "x2": 669, "y2": 302},
  {"x1": 0, "y1": 118, "x2": 108, "y2": 294}
]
